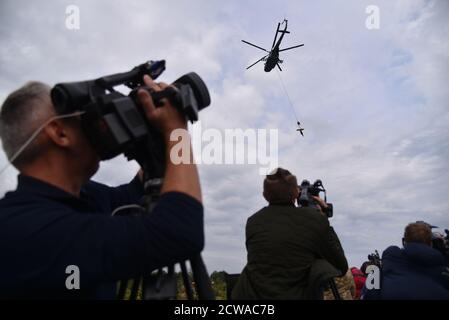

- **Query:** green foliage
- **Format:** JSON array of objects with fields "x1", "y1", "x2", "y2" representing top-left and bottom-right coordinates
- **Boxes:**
[
  {"x1": 176, "y1": 270, "x2": 228, "y2": 300},
  {"x1": 210, "y1": 271, "x2": 227, "y2": 300},
  {"x1": 116, "y1": 271, "x2": 231, "y2": 300}
]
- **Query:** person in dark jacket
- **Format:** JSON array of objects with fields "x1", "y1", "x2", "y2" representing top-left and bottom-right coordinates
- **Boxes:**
[
  {"x1": 0, "y1": 78, "x2": 204, "y2": 299},
  {"x1": 364, "y1": 222, "x2": 449, "y2": 300},
  {"x1": 232, "y1": 168, "x2": 348, "y2": 299}
]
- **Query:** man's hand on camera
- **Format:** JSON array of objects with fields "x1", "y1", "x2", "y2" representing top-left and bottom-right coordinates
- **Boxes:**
[
  {"x1": 312, "y1": 196, "x2": 328, "y2": 217},
  {"x1": 138, "y1": 75, "x2": 187, "y2": 137},
  {"x1": 137, "y1": 76, "x2": 202, "y2": 203}
]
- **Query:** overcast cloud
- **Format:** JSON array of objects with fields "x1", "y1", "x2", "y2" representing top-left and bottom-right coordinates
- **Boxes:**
[{"x1": 0, "y1": 0, "x2": 448, "y2": 273}]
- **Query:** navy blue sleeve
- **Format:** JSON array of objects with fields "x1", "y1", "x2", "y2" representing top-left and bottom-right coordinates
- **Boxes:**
[
  {"x1": 99, "y1": 192, "x2": 205, "y2": 280},
  {"x1": 107, "y1": 174, "x2": 145, "y2": 208},
  {"x1": 26, "y1": 192, "x2": 204, "y2": 288},
  {"x1": 361, "y1": 284, "x2": 381, "y2": 300},
  {"x1": 86, "y1": 175, "x2": 145, "y2": 211}
]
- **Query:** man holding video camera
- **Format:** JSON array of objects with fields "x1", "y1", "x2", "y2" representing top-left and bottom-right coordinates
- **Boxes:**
[
  {"x1": 232, "y1": 168, "x2": 348, "y2": 299},
  {"x1": 0, "y1": 75, "x2": 204, "y2": 299},
  {"x1": 363, "y1": 222, "x2": 449, "y2": 300}
]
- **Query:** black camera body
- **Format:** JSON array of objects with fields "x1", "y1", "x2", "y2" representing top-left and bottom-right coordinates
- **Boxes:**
[
  {"x1": 297, "y1": 179, "x2": 333, "y2": 218},
  {"x1": 367, "y1": 250, "x2": 382, "y2": 267},
  {"x1": 51, "y1": 60, "x2": 210, "y2": 179},
  {"x1": 415, "y1": 221, "x2": 449, "y2": 260},
  {"x1": 432, "y1": 229, "x2": 449, "y2": 259}
]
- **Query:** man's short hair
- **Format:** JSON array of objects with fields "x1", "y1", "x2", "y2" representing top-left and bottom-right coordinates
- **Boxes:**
[
  {"x1": 0, "y1": 81, "x2": 53, "y2": 168},
  {"x1": 263, "y1": 167, "x2": 298, "y2": 204},
  {"x1": 361, "y1": 261, "x2": 374, "y2": 274},
  {"x1": 404, "y1": 222, "x2": 432, "y2": 245}
]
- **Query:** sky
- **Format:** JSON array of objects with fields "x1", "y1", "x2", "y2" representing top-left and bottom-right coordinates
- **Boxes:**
[{"x1": 0, "y1": 0, "x2": 448, "y2": 273}]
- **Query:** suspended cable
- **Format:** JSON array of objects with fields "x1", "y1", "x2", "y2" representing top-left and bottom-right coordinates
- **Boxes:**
[{"x1": 276, "y1": 69, "x2": 300, "y2": 123}]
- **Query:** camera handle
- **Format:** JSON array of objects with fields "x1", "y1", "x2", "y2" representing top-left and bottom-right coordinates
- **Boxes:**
[{"x1": 121, "y1": 178, "x2": 215, "y2": 300}]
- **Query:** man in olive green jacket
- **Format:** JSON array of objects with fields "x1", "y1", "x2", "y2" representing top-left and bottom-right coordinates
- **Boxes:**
[{"x1": 232, "y1": 168, "x2": 348, "y2": 299}]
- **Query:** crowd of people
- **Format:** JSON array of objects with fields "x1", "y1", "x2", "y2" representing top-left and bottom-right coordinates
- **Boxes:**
[{"x1": 231, "y1": 168, "x2": 449, "y2": 300}]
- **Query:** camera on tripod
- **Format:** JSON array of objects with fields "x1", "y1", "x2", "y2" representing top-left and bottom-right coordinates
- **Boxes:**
[
  {"x1": 432, "y1": 229, "x2": 449, "y2": 259},
  {"x1": 297, "y1": 179, "x2": 333, "y2": 218},
  {"x1": 51, "y1": 60, "x2": 210, "y2": 179},
  {"x1": 367, "y1": 250, "x2": 382, "y2": 267},
  {"x1": 50, "y1": 61, "x2": 215, "y2": 300},
  {"x1": 415, "y1": 221, "x2": 449, "y2": 260}
]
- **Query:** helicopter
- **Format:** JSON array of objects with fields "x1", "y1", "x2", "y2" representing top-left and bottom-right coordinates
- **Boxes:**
[{"x1": 242, "y1": 19, "x2": 304, "y2": 72}]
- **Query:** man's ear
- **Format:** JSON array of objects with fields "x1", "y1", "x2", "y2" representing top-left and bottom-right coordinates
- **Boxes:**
[
  {"x1": 402, "y1": 238, "x2": 406, "y2": 247},
  {"x1": 290, "y1": 187, "x2": 299, "y2": 203},
  {"x1": 294, "y1": 187, "x2": 300, "y2": 199},
  {"x1": 44, "y1": 120, "x2": 71, "y2": 147},
  {"x1": 262, "y1": 191, "x2": 269, "y2": 203}
]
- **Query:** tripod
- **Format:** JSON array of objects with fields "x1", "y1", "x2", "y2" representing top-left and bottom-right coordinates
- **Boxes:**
[{"x1": 116, "y1": 177, "x2": 215, "y2": 300}]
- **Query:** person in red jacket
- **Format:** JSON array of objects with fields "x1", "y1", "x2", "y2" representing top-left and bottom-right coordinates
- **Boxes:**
[{"x1": 350, "y1": 267, "x2": 366, "y2": 299}]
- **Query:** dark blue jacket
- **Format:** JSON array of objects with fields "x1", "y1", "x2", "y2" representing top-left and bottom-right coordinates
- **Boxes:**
[
  {"x1": 0, "y1": 174, "x2": 204, "y2": 299},
  {"x1": 365, "y1": 243, "x2": 449, "y2": 300}
]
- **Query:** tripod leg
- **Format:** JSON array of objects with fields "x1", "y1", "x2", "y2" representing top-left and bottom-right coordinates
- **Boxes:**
[
  {"x1": 190, "y1": 254, "x2": 215, "y2": 300},
  {"x1": 129, "y1": 277, "x2": 141, "y2": 300},
  {"x1": 329, "y1": 278, "x2": 342, "y2": 300},
  {"x1": 180, "y1": 261, "x2": 195, "y2": 300},
  {"x1": 116, "y1": 280, "x2": 128, "y2": 300}
]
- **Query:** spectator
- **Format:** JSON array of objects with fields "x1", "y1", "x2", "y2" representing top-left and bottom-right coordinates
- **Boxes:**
[
  {"x1": 351, "y1": 266, "x2": 366, "y2": 299},
  {"x1": 364, "y1": 222, "x2": 449, "y2": 299},
  {"x1": 232, "y1": 168, "x2": 348, "y2": 299},
  {"x1": 0, "y1": 78, "x2": 204, "y2": 299}
]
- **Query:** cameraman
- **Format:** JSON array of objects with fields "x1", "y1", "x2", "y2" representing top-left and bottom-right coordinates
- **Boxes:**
[
  {"x1": 363, "y1": 222, "x2": 449, "y2": 299},
  {"x1": 0, "y1": 76, "x2": 204, "y2": 299},
  {"x1": 232, "y1": 168, "x2": 348, "y2": 299}
]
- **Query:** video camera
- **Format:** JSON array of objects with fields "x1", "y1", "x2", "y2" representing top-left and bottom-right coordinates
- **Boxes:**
[
  {"x1": 415, "y1": 221, "x2": 449, "y2": 259},
  {"x1": 51, "y1": 61, "x2": 215, "y2": 300},
  {"x1": 367, "y1": 250, "x2": 382, "y2": 267},
  {"x1": 432, "y1": 229, "x2": 449, "y2": 259},
  {"x1": 297, "y1": 179, "x2": 333, "y2": 218},
  {"x1": 51, "y1": 60, "x2": 210, "y2": 179}
]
